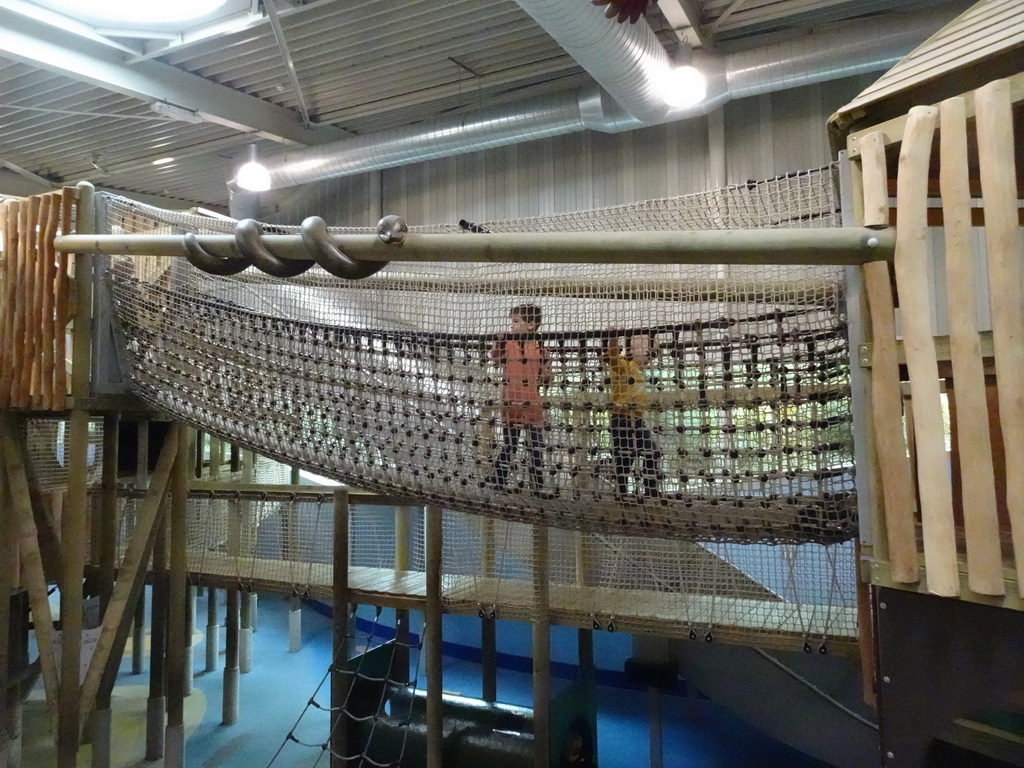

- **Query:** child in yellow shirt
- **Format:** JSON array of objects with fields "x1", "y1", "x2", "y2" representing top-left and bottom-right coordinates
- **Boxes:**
[{"x1": 604, "y1": 328, "x2": 661, "y2": 501}]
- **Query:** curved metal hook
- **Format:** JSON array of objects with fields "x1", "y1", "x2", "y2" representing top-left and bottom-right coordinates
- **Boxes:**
[
  {"x1": 235, "y1": 218, "x2": 314, "y2": 278},
  {"x1": 183, "y1": 232, "x2": 251, "y2": 276},
  {"x1": 300, "y1": 216, "x2": 387, "y2": 279}
]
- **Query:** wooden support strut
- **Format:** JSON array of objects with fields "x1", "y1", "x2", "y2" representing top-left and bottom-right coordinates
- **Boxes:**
[
  {"x1": 424, "y1": 504, "x2": 443, "y2": 768},
  {"x1": 78, "y1": 423, "x2": 178, "y2": 735},
  {"x1": 331, "y1": 489, "x2": 350, "y2": 768}
]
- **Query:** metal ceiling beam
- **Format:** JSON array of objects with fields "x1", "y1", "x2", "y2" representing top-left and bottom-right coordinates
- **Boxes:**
[
  {"x1": 0, "y1": 9, "x2": 347, "y2": 147},
  {"x1": 658, "y1": 0, "x2": 714, "y2": 48}
]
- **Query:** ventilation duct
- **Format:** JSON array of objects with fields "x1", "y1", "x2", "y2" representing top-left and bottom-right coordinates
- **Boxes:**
[{"x1": 258, "y1": 4, "x2": 962, "y2": 191}]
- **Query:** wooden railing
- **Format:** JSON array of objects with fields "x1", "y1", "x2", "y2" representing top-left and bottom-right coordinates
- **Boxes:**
[
  {"x1": 0, "y1": 188, "x2": 77, "y2": 410},
  {"x1": 852, "y1": 77, "x2": 1023, "y2": 601}
]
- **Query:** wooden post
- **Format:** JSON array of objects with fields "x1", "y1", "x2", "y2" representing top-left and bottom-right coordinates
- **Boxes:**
[
  {"x1": 206, "y1": 587, "x2": 219, "y2": 673},
  {"x1": 331, "y1": 489, "x2": 350, "y2": 768},
  {"x1": 99, "y1": 413, "x2": 119, "y2": 616},
  {"x1": 481, "y1": 514, "x2": 497, "y2": 702},
  {"x1": 424, "y1": 503, "x2": 443, "y2": 768},
  {"x1": 132, "y1": 419, "x2": 149, "y2": 676},
  {"x1": 939, "y1": 96, "x2": 1004, "y2": 596},
  {"x1": 145, "y1": 511, "x2": 167, "y2": 761},
  {"x1": 165, "y1": 425, "x2": 190, "y2": 767},
  {"x1": 239, "y1": 592, "x2": 252, "y2": 674},
  {"x1": 56, "y1": 181, "x2": 95, "y2": 766},
  {"x1": 976, "y1": 80, "x2": 1024, "y2": 594},
  {"x1": 891, "y1": 107, "x2": 958, "y2": 597},
  {"x1": 222, "y1": 588, "x2": 239, "y2": 725},
  {"x1": 0, "y1": 446, "x2": 11, "y2": 766},
  {"x1": 532, "y1": 524, "x2": 551, "y2": 768},
  {"x1": 857, "y1": 132, "x2": 919, "y2": 584}
]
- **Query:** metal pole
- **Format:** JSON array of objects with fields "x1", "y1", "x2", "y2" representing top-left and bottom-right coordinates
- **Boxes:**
[
  {"x1": 132, "y1": 420, "x2": 149, "y2": 676},
  {"x1": 331, "y1": 490, "x2": 350, "y2": 768},
  {"x1": 55, "y1": 227, "x2": 896, "y2": 266},
  {"x1": 392, "y1": 505, "x2": 410, "y2": 685},
  {"x1": 425, "y1": 504, "x2": 443, "y2": 768}
]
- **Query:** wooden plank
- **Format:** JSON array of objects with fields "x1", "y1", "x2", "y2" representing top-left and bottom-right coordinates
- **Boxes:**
[
  {"x1": 0, "y1": 414, "x2": 60, "y2": 731},
  {"x1": 892, "y1": 106, "x2": 959, "y2": 597},
  {"x1": 976, "y1": 79, "x2": 1024, "y2": 595},
  {"x1": 858, "y1": 131, "x2": 920, "y2": 584},
  {"x1": 939, "y1": 96, "x2": 1004, "y2": 596},
  {"x1": 166, "y1": 425, "x2": 190, "y2": 736},
  {"x1": 78, "y1": 422, "x2": 177, "y2": 733}
]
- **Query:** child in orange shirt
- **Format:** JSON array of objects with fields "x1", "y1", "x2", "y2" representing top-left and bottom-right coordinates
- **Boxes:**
[{"x1": 489, "y1": 304, "x2": 552, "y2": 495}]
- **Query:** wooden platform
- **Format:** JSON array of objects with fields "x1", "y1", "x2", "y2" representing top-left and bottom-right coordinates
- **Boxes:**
[{"x1": 185, "y1": 551, "x2": 859, "y2": 655}]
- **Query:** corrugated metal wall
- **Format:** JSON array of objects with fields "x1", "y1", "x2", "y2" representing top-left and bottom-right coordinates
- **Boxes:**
[{"x1": 268, "y1": 73, "x2": 877, "y2": 227}]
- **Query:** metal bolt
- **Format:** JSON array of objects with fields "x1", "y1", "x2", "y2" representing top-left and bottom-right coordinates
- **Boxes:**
[
  {"x1": 887, "y1": 751, "x2": 895, "y2": 759},
  {"x1": 882, "y1": 675, "x2": 891, "y2": 684},
  {"x1": 879, "y1": 602, "x2": 886, "y2": 609},
  {"x1": 867, "y1": 237, "x2": 879, "y2": 247}
]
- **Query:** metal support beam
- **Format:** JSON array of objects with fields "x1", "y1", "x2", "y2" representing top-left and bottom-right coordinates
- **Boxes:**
[{"x1": 0, "y1": 9, "x2": 346, "y2": 147}]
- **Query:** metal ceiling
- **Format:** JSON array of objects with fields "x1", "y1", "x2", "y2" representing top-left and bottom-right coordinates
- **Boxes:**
[{"x1": 0, "y1": 0, "x2": 966, "y2": 208}]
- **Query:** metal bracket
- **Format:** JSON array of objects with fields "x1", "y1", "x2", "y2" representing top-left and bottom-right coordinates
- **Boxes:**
[{"x1": 858, "y1": 343, "x2": 873, "y2": 368}]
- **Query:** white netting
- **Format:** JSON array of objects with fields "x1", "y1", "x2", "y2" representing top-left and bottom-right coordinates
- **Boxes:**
[{"x1": 101, "y1": 165, "x2": 854, "y2": 545}]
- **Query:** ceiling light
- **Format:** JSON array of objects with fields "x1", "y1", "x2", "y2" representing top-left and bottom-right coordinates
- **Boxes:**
[
  {"x1": 152, "y1": 157, "x2": 175, "y2": 166},
  {"x1": 42, "y1": 0, "x2": 229, "y2": 25},
  {"x1": 237, "y1": 161, "x2": 270, "y2": 191},
  {"x1": 664, "y1": 65, "x2": 706, "y2": 108}
]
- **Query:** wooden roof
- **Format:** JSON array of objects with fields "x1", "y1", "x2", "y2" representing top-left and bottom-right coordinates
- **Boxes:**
[{"x1": 828, "y1": 0, "x2": 1024, "y2": 149}]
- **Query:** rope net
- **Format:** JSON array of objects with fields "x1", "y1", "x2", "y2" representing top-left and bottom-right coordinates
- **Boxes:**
[{"x1": 102, "y1": 165, "x2": 854, "y2": 545}]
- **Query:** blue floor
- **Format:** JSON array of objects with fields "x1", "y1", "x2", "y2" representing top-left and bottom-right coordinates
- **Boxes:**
[{"x1": 24, "y1": 590, "x2": 835, "y2": 767}]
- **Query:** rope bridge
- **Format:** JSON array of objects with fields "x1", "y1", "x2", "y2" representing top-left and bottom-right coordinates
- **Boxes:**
[{"x1": 98, "y1": 164, "x2": 856, "y2": 545}]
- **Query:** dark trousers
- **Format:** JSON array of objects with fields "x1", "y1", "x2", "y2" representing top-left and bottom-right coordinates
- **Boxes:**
[
  {"x1": 610, "y1": 414, "x2": 661, "y2": 496},
  {"x1": 493, "y1": 424, "x2": 545, "y2": 490}
]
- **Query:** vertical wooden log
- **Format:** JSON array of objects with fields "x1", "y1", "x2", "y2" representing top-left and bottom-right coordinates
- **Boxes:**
[
  {"x1": 0, "y1": 201, "x2": 18, "y2": 406},
  {"x1": 939, "y1": 96, "x2": 1004, "y2": 596},
  {"x1": 25, "y1": 196, "x2": 41, "y2": 407},
  {"x1": 976, "y1": 79, "x2": 1024, "y2": 594},
  {"x1": 481, "y1": 616, "x2": 497, "y2": 704},
  {"x1": 891, "y1": 106, "x2": 958, "y2": 597},
  {"x1": 331, "y1": 490, "x2": 350, "y2": 768},
  {"x1": 14, "y1": 202, "x2": 29, "y2": 408},
  {"x1": 54, "y1": 190, "x2": 72, "y2": 406},
  {"x1": 858, "y1": 131, "x2": 919, "y2": 584},
  {"x1": 222, "y1": 588, "x2": 239, "y2": 726},
  {"x1": 165, "y1": 425, "x2": 190, "y2": 768},
  {"x1": 532, "y1": 524, "x2": 551, "y2": 768},
  {"x1": 424, "y1": 504, "x2": 443, "y2": 768},
  {"x1": 41, "y1": 194, "x2": 60, "y2": 410}
]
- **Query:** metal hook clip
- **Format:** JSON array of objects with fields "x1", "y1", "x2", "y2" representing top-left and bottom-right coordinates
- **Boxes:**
[
  {"x1": 300, "y1": 216, "x2": 387, "y2": 279},
  {"x1": 235, "y1": 218, "x2": 314, "y2": 277}
]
